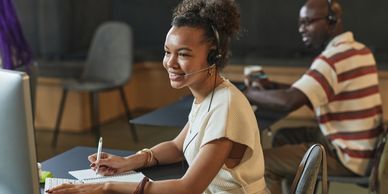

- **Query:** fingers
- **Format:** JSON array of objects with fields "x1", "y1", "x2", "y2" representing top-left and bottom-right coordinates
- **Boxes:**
[
  {"x1": 90, "y1": 163, "x2": 116, "y2": 175},
  {"x1": 89, "y1": 152, "x2": 111, "y2": 169},
  {"x1": 94, "y1": 165, "x2": 118, "y2": 175},
  {"x1": 87, "y1": 154, "x2": 97, "y2": 163},
  {"x1": 88, "y1": 152, "x2": 109, "y2": 162},
  {"x1": 45, "y1": 183, "x2": 75, "y2": 193}
]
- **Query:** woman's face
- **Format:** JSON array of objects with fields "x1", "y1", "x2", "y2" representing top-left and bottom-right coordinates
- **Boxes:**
[{"x1": 163, "y1": 26, "x2": 212, "y2": 89}]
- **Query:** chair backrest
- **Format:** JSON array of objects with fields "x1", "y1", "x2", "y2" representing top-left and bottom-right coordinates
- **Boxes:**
[
  {"x1": 290, "y1": 144, "x2": 328, "y2": 194},
  {"x1": 82, "y1": 21, "x2": 133, "y2": 85},
  {"x1": 370, "y1": 126, "x2": 388, "y2": 193}
]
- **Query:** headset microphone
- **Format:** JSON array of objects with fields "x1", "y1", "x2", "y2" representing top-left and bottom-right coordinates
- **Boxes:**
[{"x1": 184, "y1": 64, "x2": 216, "y2": 77}]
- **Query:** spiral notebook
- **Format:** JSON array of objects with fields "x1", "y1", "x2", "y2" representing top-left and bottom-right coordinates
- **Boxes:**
[
  {"x1": 68, "y1": 168, "x2": 146, "y2": 183},
  {"x1": 44, "y1": 169, "x2": 146, "y2": 193}
]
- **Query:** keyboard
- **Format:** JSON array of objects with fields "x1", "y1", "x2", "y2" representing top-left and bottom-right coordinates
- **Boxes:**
[{"x1": 44, "y1": 178, "x2": 82, "y2": 193}]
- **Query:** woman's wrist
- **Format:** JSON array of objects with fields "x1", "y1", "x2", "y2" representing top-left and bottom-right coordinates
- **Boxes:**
[
  {"x1": 136, "y1": 148, "x2": 159, "y2": 168},
  {"x1": 133, "y1": 177, "x2": 150, "y2": 194},
  {"x1": 102, "y1": 182, "x2": 113, "y2": 193},
  {"x1": 123, "y1": 155, "x2": 143, "y2": 171}
]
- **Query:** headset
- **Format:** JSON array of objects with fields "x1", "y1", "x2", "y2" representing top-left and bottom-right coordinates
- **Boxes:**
[
  {"x1": 326, "y1": 0, "x2": 337, "y2": 25},
  {"x1": 207, "y1": 25, "x2": 222, "y2": 66}
]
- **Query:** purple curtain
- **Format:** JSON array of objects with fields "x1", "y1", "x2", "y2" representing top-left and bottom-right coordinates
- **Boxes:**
[{"x1": 0, "y1": 0, "x2": 32, "y2": 71}]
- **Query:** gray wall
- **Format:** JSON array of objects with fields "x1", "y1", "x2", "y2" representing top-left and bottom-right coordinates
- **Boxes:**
[
  {"x1": 13, "y1": 0, "x2": 388, "y2": 66},
  {"x1": 13, "y1": 0, "x2": 39, "y2": 56}
]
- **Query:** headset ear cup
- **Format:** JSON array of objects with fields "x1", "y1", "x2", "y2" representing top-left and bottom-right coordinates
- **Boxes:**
[
  {"x1": 326, "y1": 0, "x2": 337, "y2": 25},
  {"x1": 327, "y1": 15, "x2": 337, "y2": 25},
  {"x1": 207, "y1": 50, "x2": 218, "y2": 65}
]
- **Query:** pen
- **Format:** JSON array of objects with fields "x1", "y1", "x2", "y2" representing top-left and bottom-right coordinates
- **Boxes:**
[{"x1": 96, "y1": 137, "x2": 103, "y2": 175}]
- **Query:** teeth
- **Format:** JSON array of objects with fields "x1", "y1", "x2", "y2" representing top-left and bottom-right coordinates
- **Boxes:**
[{"x1": 169, "y1": 73, "x2": 183, "y2": 79}]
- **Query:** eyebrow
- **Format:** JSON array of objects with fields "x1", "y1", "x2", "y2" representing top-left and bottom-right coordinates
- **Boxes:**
[{"x1": 164, "y1": 45, "x2": 193, "y2": 52}]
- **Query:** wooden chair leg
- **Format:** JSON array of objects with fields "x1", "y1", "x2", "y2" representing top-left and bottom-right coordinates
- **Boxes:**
[
  {"x1": 119, "y1": 87, "x2": 138, "y2": 142},
  {"x1": 52, "y1": 89, "x2": 68, "y2": 147},
  {"x1": 90, "y1": 92, "x2": 100, "y2": 145}
]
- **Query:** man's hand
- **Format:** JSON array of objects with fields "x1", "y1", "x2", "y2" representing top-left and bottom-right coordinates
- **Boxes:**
[{"x1": 244, "y1": 70, "x2": 276, "y2": 90}]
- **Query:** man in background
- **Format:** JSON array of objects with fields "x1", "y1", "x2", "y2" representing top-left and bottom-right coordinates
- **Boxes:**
[{"x1": 245, "y1": 0, "x2": 384, "y2": 193}]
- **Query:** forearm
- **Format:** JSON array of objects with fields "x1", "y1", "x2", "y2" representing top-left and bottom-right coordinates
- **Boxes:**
[
  {"x1": 123, "y1": 140, "x2": 183, "y2": 171},
  {"x1": 104, "y1": 179, "x2": 194, "y2": 194},
  {"x1": 151, "y1": 141, "x2": 184, "y2": 165},
  {"x1": 246, "y1": 89, "x2": 289, "y2": 111},
  {"x1": 103, "y1": 182, "x2": 137, "y2": 194},
  {"x1": 146, "y1": 179, "x2": 195, "y2": 194},
  {"x1": 272, "y1": 81, "x2": 291, "y2": 89},
  {"x1": 245, "y1": 88, "x2": 305, "y2": 112}
]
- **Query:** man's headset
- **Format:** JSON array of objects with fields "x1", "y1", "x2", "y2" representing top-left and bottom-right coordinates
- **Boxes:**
[
  {"x1": 326, "y1": 0, "x2": 337, "y2": 25},
  {"x1": 207, "y1": 25, "x2": 222, "y2": 66}
]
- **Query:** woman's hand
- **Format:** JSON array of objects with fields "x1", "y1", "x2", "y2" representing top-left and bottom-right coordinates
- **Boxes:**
[
  {"x1": 46, "y1": 183, "x2": 107, "y2": 194},
  {"x1": 88, "y1": 152, "x2": 131, "y2": 175}
]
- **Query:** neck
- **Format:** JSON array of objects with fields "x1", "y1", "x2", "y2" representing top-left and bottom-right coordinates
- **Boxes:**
[{"x1": 190, "y1": 74, "x2": 223, "y2": 104}]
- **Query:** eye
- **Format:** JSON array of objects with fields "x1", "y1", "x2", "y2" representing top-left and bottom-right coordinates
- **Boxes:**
[
  {"x1": 178, "y1": 52, "x2": 191, "y2": 58},
  {"x1": 298, "y1": 17, "x2": 326, "y2": 26},
  {"x1": 164, "y1": 51, "x2": 171, "y2": 56}
]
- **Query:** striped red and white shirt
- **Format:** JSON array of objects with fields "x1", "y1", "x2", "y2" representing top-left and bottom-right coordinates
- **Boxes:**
[{"x1": 292, "y1": 32, "x2": 384, "y2": 175}]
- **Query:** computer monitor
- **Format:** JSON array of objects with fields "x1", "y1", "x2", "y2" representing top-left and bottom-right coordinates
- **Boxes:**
[{"x1": 0, "y1": 69, "x2": 40, "y2": 194}]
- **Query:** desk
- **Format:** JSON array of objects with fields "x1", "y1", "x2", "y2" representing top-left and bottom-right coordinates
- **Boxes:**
[
  {"x1": 41, "y1": 146, "x2": 186, "y2": 193},
  {"x1": 130, "y1": 95, "x2": 192, "y2": 128},
  {"x1": 131, "y1": 95, "x2": 287, "y2": 130}
]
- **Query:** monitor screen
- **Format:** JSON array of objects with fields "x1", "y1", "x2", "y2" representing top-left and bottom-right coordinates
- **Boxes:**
[{"x1": 0, "y1": 69, "x2": 40, "y2": 194}]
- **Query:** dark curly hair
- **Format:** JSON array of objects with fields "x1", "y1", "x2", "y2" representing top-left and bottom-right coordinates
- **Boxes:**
[{"x1": 172, "y1": 0, "x2": 240, "y2": 68}]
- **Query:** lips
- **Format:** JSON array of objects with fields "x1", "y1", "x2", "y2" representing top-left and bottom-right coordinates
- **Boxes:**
[
  {"x1": 168, "y1": 72, "x2": 185, "y2": 81},
  {"x1": 301, "y1": 34, "x2": 311, "y2": 44}
]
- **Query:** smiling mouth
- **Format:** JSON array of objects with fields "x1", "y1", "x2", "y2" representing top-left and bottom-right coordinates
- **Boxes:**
[
  {"x1": 301, "y1": 34, "x2": 311, "y2": 43},
  {"x1": 168, "y1": 72, "x2": 185, "y2": 81}
]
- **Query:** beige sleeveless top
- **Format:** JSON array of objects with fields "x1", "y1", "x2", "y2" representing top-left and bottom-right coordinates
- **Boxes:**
[{"x1": 183, "y1": 79, "x2": 270, "y2": 194}]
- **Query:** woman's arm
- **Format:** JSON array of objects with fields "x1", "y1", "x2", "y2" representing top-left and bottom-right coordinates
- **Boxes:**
[
  {"x1": 90, "y1": 122, "x2": 190, "y2": 174},
  {"x1": 102, "y1": 138, "x2": 234, "y2": 194},
  {"x1": 143, "y1": 138, "x2": 234, "y2": 194},
  {"x1": 50, "y1": 125, "x2": 234, "y2": 194}
]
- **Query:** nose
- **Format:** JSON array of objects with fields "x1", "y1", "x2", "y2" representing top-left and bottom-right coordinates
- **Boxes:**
[
  {"x1": 298, "y1": 23, "x2": 306, "y2": 34},
  {"x1": 164, "y1": 54, "x2": 178, "y2": 69}
]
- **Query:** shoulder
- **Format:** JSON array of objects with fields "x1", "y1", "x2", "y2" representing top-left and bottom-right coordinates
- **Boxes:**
[
  {"x1": 322, "y1": 32, "x2": 373, "y2": 59},
  {"x1": 212, "y1": 80, "x2": 250, "y2": 108}
]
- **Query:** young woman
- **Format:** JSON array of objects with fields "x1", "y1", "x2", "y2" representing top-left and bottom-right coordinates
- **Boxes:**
[{"x1": 47, "y1": 0, "x2": 269, "y2": 193}]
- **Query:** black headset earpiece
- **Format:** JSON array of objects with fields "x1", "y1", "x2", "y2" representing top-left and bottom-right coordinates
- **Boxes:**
[
  {"x1": 326, "y1": 0, "x2": 337, "y2": 25},
  {"x1": 207, "y1": 49, "x2": 221, "y2": 66},
  {"x1": 207, "y1": 25, "x2": 222, "y2": 66}
]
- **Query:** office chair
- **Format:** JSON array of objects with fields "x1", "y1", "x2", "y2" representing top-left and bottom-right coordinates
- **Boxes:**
[
  {"x1": 315, "y1": 126, "x2": 387, "y2": 193},
  {"x1": 290, "y1": 144, "x2": 328, "y2": 194},
  {"x1": 52, "y1": 21, "x2": 138, "y2": 147}
]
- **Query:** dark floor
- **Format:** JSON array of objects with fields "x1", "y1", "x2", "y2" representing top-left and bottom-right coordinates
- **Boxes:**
[{"x1": 35, "y1": 116, "x2": 368, "y2": 194}]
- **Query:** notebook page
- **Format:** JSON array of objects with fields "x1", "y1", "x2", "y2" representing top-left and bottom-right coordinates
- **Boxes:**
[
  {"x1": 69, "y1": 169, "x2": 145, "y2": 183},
  {"x1": 69, "y1": 169, "x2": 104, "y2": 180}
]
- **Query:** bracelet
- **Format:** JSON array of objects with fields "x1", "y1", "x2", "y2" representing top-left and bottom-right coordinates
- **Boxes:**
[
  {"x1": 137, "y1": 148, "x2": 159, "y2": 167},
  {"x1": 133, "y1": 177, "x2": 149, "y2": 194},
  {"x1": 137, "y1": 149, "x2": 151, "y2": 168},
  {"x1": 139, "y1": 177, "x2": 149, "y2": 194}
]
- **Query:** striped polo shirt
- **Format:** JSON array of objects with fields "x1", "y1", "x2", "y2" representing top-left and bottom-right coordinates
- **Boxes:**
[{"x1": 292, "y1": 32, "x2": 384, "y2": 175}]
